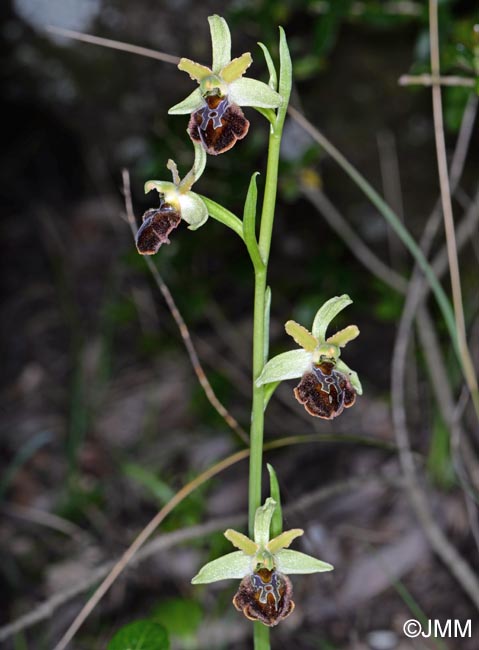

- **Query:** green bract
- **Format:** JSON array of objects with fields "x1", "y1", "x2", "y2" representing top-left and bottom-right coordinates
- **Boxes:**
[
  {"x1": 144, "y1": 143, "x2": 208, "y2": 230},
  {"x1": 256, "y1": 295, "x2": 362, "y2": 395},
  {"x1": 191, "y1": 498, "x2": 333, "y2": 584},
  {"x1": 169, "y1": 15, "x2": 282, "y2": 115}
]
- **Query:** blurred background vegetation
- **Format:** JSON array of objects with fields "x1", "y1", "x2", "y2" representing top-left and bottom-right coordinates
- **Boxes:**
[{"x1": 1, "y1": 1, "x2": 478, "y2": 649}]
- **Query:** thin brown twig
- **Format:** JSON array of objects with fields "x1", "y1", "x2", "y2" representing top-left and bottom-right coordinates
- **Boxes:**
[
  {"x1": 429, "y1": 0, "x2": 479, "y2": 417},
  {"x1": 45, "y1": 26, "x2": 180, "y2": 65},
  {"x1": 122, "y1": 170, "x2": 249, "y2": 445},
  {"x1": 399, "y1": 73, "x2": 475, "y2": 87}
]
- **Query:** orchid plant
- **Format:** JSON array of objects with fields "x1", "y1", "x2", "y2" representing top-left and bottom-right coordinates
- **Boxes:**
[{"x1": 135, "y1": 14, "x2": 361, "y2": 649}]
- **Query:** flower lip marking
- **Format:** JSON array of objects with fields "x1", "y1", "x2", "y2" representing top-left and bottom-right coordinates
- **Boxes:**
[
  {"x1": 251, "y1": 570, "x2": 281, "y2": 608},
  {"x1": 233, "y1": 568, "x2": 294, "y2": 627},
  {"x1": 188, "y1": 94, "x2": 250, "y2": 156},
  {"x1": 294, "y1": 361, "x2": 356, "y2": 419},
  {"x1": 198, "y1": 96, "x2": 229, "y2": 130}
]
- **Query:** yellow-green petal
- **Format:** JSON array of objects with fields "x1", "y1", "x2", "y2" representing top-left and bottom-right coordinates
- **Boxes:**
[
  {"x1": 224, "y1": 529, "x2": 258, "y2": 555},
  {"x1": 327, "y1": 325, "x2": 360, "y2": 348},
  {"x1": 284, "y1": 320, "x2": 317, "y2": 352},
  {"x1": 220, "y1": 52, "x2": 252, "y2": 83},
  {"x1": 267, "y1": 529, "x2": 304, "y2": 554},
  {"x1": 177, "y1": 58, "x2": 212, "y2": 82}
]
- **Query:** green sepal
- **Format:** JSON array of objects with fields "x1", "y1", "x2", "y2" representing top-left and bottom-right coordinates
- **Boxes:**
[
  {"x1": 243, "y1": 172, "x2": 263, "y2": 271},
  {"x1": 178, "y1": 192, "x2": 208, "y2": 230},
  {"x1": 312, "y1": 294, "x2": 353, "y2": 342},
  {"x1": 335, "y1": 359, "x2": 362, "y2": 395},
  {"x1": 258, "y1": 42, "x2": 278, "y2": 90},
  {"x1": 228, "y1": 77, "x2": 282, "y2": 108},
  {"x1": 209, "y1": 15, "x2": 231, "y2": 73},
  {"x1": 267, "y1": 463, "x2": 282, "y2": 538},
  {"x1": 191, "y1": 551, "x2": 250, "y2": 584},
  {"x1": 284, "y1": 320, "x2": 317, "y2": 352},
  {"x1": 267, "y1": 529, "x2": 303, "y2": 554},
  {"x1": 224, "y1": 529, "x2": 257, "y2": 555},
  {"x1": 326, "y1": 325, "x2": 359, "y2": 348},
  {"x1": 168, "y1": 88, "x2": 204, "y2": 115},
  {"x1": 220, "y1": 52, "x2": 252, "y2": 83},
  {"x1": 253, "y1": 497, "x2": 276, "y2": 547},
  {"x1": 275, "y1": 549, "x2": 334, "y2": 574},
  {"x1": 177, "y1": 58, "x2": 212, "y2": 81},
  {"x1": 256, "y1": 349, "x2": 311, "y2": 386}
]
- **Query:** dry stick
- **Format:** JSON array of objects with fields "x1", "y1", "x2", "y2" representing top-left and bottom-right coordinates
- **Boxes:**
[
  {"x1": 45, "y1": 26, "x2": 180, "y2": 65},
  {"x1": 429, "y1": 0, "x2": 479, "y2": 417},
  {"x1": 399, "y1": 74, "x2": 475, "y2": 87},
  {"x1": 122, "y1": 170, "x2": 249, "y2": 445},
  {"x1": 0, "y1": 473, "x2": 393, "y2": 643}
]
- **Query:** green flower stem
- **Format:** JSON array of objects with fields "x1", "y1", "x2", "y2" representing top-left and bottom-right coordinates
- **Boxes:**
[
  {"x1": 248, "y1": 127, "x2": 285, "y2": 536},
  {"x1": 253, "y1": 622, "x2": 270, "y2": 650}
]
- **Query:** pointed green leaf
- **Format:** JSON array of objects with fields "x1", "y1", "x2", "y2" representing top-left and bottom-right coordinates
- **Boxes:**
[
  {"x1": 209, "y1": 15, "x2": 231, "y2": 73},
  {"x1": 335, "y1": 359, "x2": 362, "y2": 395},
  {"x1": 267, "y1": 529, "x2": 303, "y2": 554},
  {"x1": 179, "y1": 192, "x2": 208, "y2": 230},
  {"x1": 228, "y1": 78, "x2": 282, "y2": 108},
  {"x1": 258, "y1": 42, "x2": 278, "y2": 90},
  {"x1": 256, "y1": 349, "x2": 311, "y2": 386},
  {"x1": 168, "y1": 88, "x2": 204, "y2": 115},
  {"x1": 275, "y1": 549, "x2": 334, "y2": 574},
  {"x1": 312, "y1": 295, "x2": 353, "y2": 341},
  {"x1": 277, "y1": 27, "x2": 292, "y2": 124},
  {"x1": 220, "y1": 52, "x2": 252, "y2": 83},
  {"x1": 243, "y1": 172, "x2": 263, "y2": 271},
  {"x1": 285, "y1": 320, "x2": 317, "y2": 352},
  {"x1": 177, "y1": 58, "x2": 212, "y2": 81},
  {"x1": 264, "y1": 286, "x2": 272, "y2": 364},
  {"x1": 254, "y1": 497, "x2": 276, "y2": 547},
  {"x1": 191, "y1": 551, "x2": 251, "y2": 583},
  {"x1": 144, "y1": 180, "x2": 176, "y2": 195},
  {"x1": 267, "y1": 463, "x2": 282, "y2": 538},
  {"x1": 224, "y1": 529, "x2": 258, "y2": 555},
  {"x1": 326, "y1": 325, "x2": 359, "y2": 348}
]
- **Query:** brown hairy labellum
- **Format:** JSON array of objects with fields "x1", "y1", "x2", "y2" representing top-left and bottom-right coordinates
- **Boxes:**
[
  {"x1": 294, "y1": 361, "x2": 356, "y2": 420},
  {"x1": 188, "y1": 94, "x2": 250, "y2": 155},
  {"x1": 135, "y1": 202, "x2": 181, "y2": 255},
  {"x1": 232, "y1": 568, "x2": 294, "y2": 627}
]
